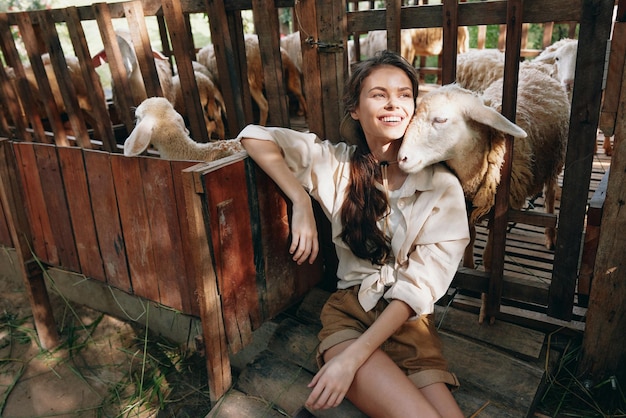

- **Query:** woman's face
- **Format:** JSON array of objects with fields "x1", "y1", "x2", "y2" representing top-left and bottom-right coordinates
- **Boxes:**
[{"x1": 350, "y1": 65, "x2": 415, "y2": 149}]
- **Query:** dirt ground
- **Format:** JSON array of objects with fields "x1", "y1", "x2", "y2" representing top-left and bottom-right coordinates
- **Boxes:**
[{"x1": 0, "y1": 258, "x2": 212, "y2": 418}]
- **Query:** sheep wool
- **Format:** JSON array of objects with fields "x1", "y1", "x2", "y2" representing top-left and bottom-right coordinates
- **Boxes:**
[
  {"x1": 398, "y1": 67, "x2": 570, "y2": 270},
  {"x1": 124, "y1": 97, "x2": 244, "y2": 162}
]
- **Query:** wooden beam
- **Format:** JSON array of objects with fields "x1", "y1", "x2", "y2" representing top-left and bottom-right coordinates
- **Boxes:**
[
  {"x1": 0, "y1": 139, "x2": 60, "y2": 350},
  {"x1": 549, "y1": 0, "x2": 614, "y2": 320}
]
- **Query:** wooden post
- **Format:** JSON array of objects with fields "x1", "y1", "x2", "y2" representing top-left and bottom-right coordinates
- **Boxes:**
[
  {"x1": 579, "y1": 0, "x2": 626, "y2": 384},
  {"x1": 483, "y1": 0, "x2": 523, "y2": 323},
  {"x1": 0, "y1": 139, "x2": 60, "y2": 350},
  {"x1": 549, "y1": 0, "x2": 614, "y2": 320}
]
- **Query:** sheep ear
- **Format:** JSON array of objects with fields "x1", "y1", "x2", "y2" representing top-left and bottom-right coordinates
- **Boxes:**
[
  {"x1": 534, "y1": 50, "x2": 556, "y2": 63},
  {"x1": 470, "y1": 105, "x2": 528, "y2": 138},
  {"x1": 124, "y1": 120, "x2": 154, "y2": 156}
]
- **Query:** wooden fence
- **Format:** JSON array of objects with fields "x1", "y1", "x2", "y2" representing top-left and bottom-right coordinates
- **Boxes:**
[{"x1": 0, "y1": 0, "x2": 618, "y2": 402}]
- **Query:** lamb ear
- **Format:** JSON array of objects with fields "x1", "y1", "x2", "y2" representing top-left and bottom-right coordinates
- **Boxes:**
[
  {"x1": 470, "y1": 104, "x2": 528, "y2": 138},
  {"x1": 124, "y1": 119, "x2": 154, "y2": 156},
  {"x1": 534, "y1": 50, "x2": 556, "y2": 63}
]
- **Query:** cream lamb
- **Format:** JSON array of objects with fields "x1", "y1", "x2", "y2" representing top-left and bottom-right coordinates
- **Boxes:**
[
  {"x1": 124, "y1": 97, "x2": 243, "y2": 161},
  {"x1": 398, "y1": 67, "x2": 570, "y2": 272}
]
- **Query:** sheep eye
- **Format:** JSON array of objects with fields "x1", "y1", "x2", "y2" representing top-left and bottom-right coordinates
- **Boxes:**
[{"x1": 433, "y1": 117, "x2": 447, "y2": 124}]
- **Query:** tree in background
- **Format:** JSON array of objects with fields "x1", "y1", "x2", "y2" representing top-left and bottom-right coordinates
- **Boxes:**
[{"x1": 0, "y1": 0, "x2": 54, "y2": 12}]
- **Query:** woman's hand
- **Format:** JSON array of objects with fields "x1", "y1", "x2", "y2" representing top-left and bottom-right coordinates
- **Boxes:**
[
  {"x1": 290, "y1": 199, "x2": 319, "y2": 265},
  {"x1": 305, "y1": 350, "x2": 359, "y2": 410}
]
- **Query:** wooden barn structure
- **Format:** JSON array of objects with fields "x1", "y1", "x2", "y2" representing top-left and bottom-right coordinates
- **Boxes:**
[{"x1": 0, "y1": 0, "x2": 623, "y2": 403}]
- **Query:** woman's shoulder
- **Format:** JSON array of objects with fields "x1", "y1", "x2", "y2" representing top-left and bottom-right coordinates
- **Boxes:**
[{"x1": 423, "y1": 163, "x2": 464, "y2": 192}]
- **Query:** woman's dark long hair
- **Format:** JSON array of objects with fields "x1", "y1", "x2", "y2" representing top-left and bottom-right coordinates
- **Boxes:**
[{"x1": 340, "y1": 50, "x2": 419, "y2": 265}]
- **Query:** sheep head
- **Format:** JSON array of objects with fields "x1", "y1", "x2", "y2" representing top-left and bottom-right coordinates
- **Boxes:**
[
  {"x1": 398, "y1": 85, "x2": 526, "y2": 172},
  {"x1": 397, "y1": 84, "x2": 527, "y2": 222},
  {"x1": 124, "y1": 97, "x2": 189, "y2": 157},
  {"x1": 534, "y1": 38, "x2": 578, "y2": 94}
]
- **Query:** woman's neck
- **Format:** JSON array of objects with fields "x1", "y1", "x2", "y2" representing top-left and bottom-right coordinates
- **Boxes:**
[{"x1": 371, "y1": 139, "x2": 401, "y2": 165}]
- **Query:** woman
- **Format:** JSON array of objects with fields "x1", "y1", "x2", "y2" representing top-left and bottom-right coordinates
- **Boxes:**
[{"x1": 238, "y1": 50, "x2": 469, "y2": 418}]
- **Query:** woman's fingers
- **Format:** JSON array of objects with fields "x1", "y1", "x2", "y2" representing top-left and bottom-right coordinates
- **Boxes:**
[{"x1": 289, "y1": 228, "x2": 319, "y2": 264}]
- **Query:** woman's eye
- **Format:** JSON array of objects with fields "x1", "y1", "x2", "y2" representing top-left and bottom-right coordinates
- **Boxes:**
[{"x1": 433, "y1": 117, "x2": 447, "y2": 124}]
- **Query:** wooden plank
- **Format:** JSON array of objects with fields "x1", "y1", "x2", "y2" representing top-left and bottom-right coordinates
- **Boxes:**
[
  {"x1": 124, "y1": 1, "x2": 164, "y2": 100},
  {"x1": 202, "y1": 159, "x2": 259, "y2": 352},
  {"x1": 139, "y1": 157, "x2": 185, "y2": 312},
  {"x1": 252, "y1": 0, "x2": 290, "y2": 127},
  {"x1": 550, "y1": 0, "x2": 614, "y2": 320},
  {"x1": 62, "y1": 6, "x2": 117, "y2": 152},
  {"x1": 93, "y1": 2, "x2": 135, "y2": 133},
  {"x1": 600, "y1": 21, "x2": 626, "y2": 137},
  {"x1": 11, "y1": 142, "x2": 55, "y2": 264},
  {"x1": 346, "y1": 0, "x2": 582, "y2": 33},
  {"x1": 181, "y1": 165, "x2": 231, "y2": 401},
  {"x1": 83, "y1": 149, "x2": 131, "y2": 292},
  {"x1": 385, "y1": 0, "x2": 402, "y2": 54},
  {"x1": 248, "y1": 161, "x2": 323, "y2": 319},
  {"x1": 33, "y1": 144, "x2": 80, "y2": 272},
  {"x1": 0, "y1": 61, "x2": 30, "y2": 142},
  {"x1": 15, "y1": 11, "x2": 69, "y2": 147},
  {"x1": 205, "y1": 0, "x2": 249, "y2": 135},
  {"x1": 316, "y1": 0, "x2": 345, "y2": 140},
  {"x1": 453, "y1": 267, "x2": 549, "y2": 307},
  {"x1": 441, "y1": 331, "x2": 544, "y2": 415},
  {"x1": 171, "y1": 160, "x2": 201, "y2": 316},
  {"x1": 36, "y1": 9, "x2": 92, "y2": 149},
  {"x1": 0, "y1": 14, "x2": 47, "y2": 143},
  {"x1": 0, "y1": 191, "x2": 12, "y2": 247},
  {"x1": 294, "y1": 0, "x2": 324, "y2": 138},
  {"x1": 484, "y1": 0, "x2": 524, "y2": 323},
  {"x1": 111, "y1": 154, "x2": 159, "y2": 302},
  {"x1": 162, "y1": 0, "x2": 209, "y2": 142},
  {"x1": 57, "y1": 147, "x2": 106, "y2": 282},
  {"x1": 434, "y1": 305, "x2": 546, "y2": 360},
  {"x1": 0, "y1": 139, "x2": 60, "y2": 349},
  {"x1": 441, "y1": 0, "x2": 459, "y2": 85}
]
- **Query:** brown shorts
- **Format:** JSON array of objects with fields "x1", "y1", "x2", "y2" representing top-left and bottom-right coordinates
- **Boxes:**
[{"x1": 317, "y1": 286, "x2": 459, "y2": 389}]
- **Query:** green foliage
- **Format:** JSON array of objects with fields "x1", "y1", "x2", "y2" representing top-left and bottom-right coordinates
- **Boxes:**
[{"x1": 0, "y1": 0, "x2": 54, "y2": 12}]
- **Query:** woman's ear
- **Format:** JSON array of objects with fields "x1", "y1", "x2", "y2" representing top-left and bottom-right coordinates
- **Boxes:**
[{"x1": 350, "y1": 110, "x2": 359, "y2": 121}]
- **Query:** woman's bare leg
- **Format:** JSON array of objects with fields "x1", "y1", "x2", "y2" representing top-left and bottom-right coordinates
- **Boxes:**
[{"x1": 323, "y1": 340, "x2": 462, "y2": 418}]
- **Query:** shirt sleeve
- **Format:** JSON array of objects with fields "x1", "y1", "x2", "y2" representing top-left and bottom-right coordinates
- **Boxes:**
[
  {"x1": 237, "y1": 125, "x2": 353, "y2": 215},
  {"x1": 384, "y1": 169, "x2": 470, "y2": 318}
]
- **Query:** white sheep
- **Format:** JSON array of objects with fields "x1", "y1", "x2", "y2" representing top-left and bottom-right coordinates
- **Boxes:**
[
  {"x1": 534, "y1": 38, "x2": 578, "y2": 96},
  {"x1": 455, "y1": 49, "x2": 506, "y2": 93},
  {"x1": 455, "y1": 48, "x2": 553, "y2": 94},
  {"x1": 534, "y1": 38, "x2": 613, "y2": 156},
  {"x1": 398, "y1": 67, "x2": 570, "y2": 274},
  {"x1": 173, "y1": 68, "x2": 227, "y2": 140},
  {"x1": 280, "y1": 31, "x2": 302, "y2": 72},
  {"x1": 124, "y1": 97, "x2": 244, "y2": 161}
]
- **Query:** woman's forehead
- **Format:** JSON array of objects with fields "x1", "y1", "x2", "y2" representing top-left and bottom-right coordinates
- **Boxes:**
[{"x1": 362, "y1": 66, "x2": 413, "y2": 90}]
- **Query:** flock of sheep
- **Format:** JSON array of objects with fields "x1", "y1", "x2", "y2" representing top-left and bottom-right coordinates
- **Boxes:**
[{"x1": 4, "y1": 26, "x2": 593, "y2": 291}]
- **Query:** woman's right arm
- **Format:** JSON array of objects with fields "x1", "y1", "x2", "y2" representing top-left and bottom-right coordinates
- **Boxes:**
[{"x1": 241, "y1": 137, "x2": 319, "y2": 265}]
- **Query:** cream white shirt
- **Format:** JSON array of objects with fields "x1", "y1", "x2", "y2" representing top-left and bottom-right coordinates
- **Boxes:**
[{"x1": 237, "y1": 125, "x2": 470, "y2": 318}]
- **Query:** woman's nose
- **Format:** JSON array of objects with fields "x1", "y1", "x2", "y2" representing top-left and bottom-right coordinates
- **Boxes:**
[{"x1": 385, "y1": 97, "x2": 398, "y2": 108}]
